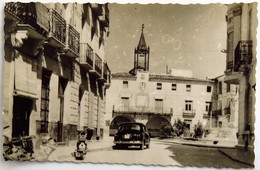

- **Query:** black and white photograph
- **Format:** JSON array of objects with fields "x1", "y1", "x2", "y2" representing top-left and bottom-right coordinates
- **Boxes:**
[{"x1": 1, "y1": 0, "x2": 258, "y2": 169}]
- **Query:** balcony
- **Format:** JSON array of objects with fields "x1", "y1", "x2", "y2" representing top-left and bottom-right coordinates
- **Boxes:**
[
  {"x1": 64, "y1": 24, "x2": 80, "y2": 58},
  {"x1": 224, "y1": 107, "x2": 231, "y2": 115},
  {"x1": 211, "y1": 110, "x2": 222, "y2": 117},
  {"x1": 203, "y1": 114, "x2": 210, "y2": 119},
  {"x1": 99, "y1": 5, "x2": 109, "y2": 28},
  {"x1": 4, "y1": 2, "x2": 22, "y2": 21},
  {"x1": 113, "y1": 105, "x2": 173, "y2": 116},
  {"x1": 182, "y1": 109, "x2": 196, "y2": 118},
  {"x1": 5, "y1": 2, "x2": 49, "y2": 40},
  {"x1": 235, "y1": 40, "x2": 252, "y2": 71},
  {"x1": 47, "y1": 9, "x2": 66, "y2": 48},
  {"x1": 80, "y1": 43, "x2": 94, "y2": 70},
  {"x1": 98, "y1": 62, "x2": 110, "y2": 84},
  {"x1": 91, "y1": 3, "x2": 103, "y2": 16},
  {"x1": 225, "y1": 40, "x2": 252, "y2": 84},
  {"x1": 89, "y1": 54, "x2": 102, "y2": 78}
]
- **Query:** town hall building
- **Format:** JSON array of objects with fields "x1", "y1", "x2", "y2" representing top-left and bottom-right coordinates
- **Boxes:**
[{"x1": 104, "y1": 25, "x2": 227, "y2": 137}]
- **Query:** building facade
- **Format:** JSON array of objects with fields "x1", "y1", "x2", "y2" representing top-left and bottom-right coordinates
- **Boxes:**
[
  {"x1": 207, "y1": 75, "x2": 239, "y2": 144},
  {"x1": 224, "y1": 3, "x2": 257, "y2": 150},
  {"x1": 105, "y1": 26, "x2": 217, "y2": 137},
  {"x1": 3, "y1": 2, "x2": 111, "y2": 147}
]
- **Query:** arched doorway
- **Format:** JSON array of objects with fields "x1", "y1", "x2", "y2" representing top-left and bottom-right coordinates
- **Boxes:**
[
  {"x1": 109, "y1": 115, "x2": 135, "y2": 136},
  {"x1": 146, "y1": 116, "x2": 172, "y2": 137}
]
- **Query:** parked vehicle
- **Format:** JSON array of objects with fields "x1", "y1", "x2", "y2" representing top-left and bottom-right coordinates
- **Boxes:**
[
  {"x1": 72, "y1": 130, "x2": 87, "y2": 160},
  {"x1": 3, "y1": 135, "x2": 35, "y2": 161},
  {"x1": 113, "y1": 122, "x2": 150, "y2": 150}
]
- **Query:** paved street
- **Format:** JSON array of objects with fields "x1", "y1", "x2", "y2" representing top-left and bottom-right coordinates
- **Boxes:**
[
  {"x1": 165, "y1": 142, "x2": 253, "y2": 168},
  {"x1": 45, "y1": 138, "x2": 253, "y2": 168},
  {"x1": 48, "y1": 138, "x2": 181, "y2": 166}
]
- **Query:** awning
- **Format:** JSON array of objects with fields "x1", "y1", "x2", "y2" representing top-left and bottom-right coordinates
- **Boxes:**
[{"x1": 14, "y1": 52, "x2": 38, "y2": 99}]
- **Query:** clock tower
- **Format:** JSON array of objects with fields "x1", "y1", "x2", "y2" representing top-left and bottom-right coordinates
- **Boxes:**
[{"x1": 129, "y1": 24, "x2": 150, "y2": 75}]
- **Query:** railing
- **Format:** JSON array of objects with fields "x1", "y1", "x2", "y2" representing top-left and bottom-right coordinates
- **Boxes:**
[
  {"x1": 5, "y1": 2, "x2": 49, "y2": 36},
  {"x1": 67, "y1": 24, "x2": 80, "y2": 55},
  {"x1": 103, "y1": 63, "x2": 109, "y2": 81},
  {"x1": 113, "y1": 105, "x2": 173, "y2": 115},
  {"x1": 211, "y1": 109, "x2": 222, "y2": 117},
  {"x1": 5, "y1": 2, "x2": 23, "y2": 19},
  {"x1": 182, "y1": 109, "x2": 196, "y2": 117},
  {"x1": 95, "y1": 54, "x2": 102, "y2": 75},
  {"x1": 224, "y1": 107, "x2": 230, "y2": 115},
  {"x1": 49, "y1": 9, "x2": 66, "y2": 44},
  {"x1": 80, "y1": 43, "x2": 94, "y2": 67}
]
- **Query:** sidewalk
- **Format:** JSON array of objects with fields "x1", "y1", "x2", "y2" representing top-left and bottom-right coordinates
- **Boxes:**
[
  {"x1": 156, "y1": 138, "x2": 236, "y2": 148},
  {"x1": 34, "y1": 137, "x2": 114, "y2": 161},
  {"x1": 156, "y1": 138, "x2": 254, "y2": 167}
]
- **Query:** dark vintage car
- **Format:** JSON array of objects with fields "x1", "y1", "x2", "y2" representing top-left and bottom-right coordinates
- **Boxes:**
[{"x1": 113, "y1": 122, "x2": 150, "y2": 150}]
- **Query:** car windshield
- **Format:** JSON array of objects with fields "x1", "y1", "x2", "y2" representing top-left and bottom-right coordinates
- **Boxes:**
[{"x1": 119, "y1": 124, "x2": 142, "y2": 132}]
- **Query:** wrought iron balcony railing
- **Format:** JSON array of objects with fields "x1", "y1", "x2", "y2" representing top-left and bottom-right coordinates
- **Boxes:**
[
  {"x1": 95, "y1": 54, "x2": 102, "y2": 75},
  {"x1": 211, "y1": 109, "x2": 222, "y2": 117},
  {"x1": 49, "y1": 9, "x2": 66, "y2": 45},
  {"x1": 227, "y1": 40, "x2": 253, "y2": 72},
  {"x1": 224, "y1": 107, "x2": 231, "y2": 115},
  {"x1": 112, "y1": 105, "x2": 173, "y2": 115},
  {"x1": 66, "y1": 24, "x2": 80, "y2": 56},
  {"x1": 182, "y1": 109, "x2": 196, "y2": 118},
  {"x1": 80, "y1": 43, "x2": 94, "y2": 70},
  {"x1": 5, "y1": 2, "x2": 50, "y2": 38}
]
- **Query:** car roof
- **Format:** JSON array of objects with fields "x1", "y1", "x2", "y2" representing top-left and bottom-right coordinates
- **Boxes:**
[{"x1": 119, "y1": 122, "x2": 145, "y2": 126}]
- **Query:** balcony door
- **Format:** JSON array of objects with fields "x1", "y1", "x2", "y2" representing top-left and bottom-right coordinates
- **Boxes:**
[
  {"x1": 121, "y1": 97, "x2": 130, "y2": 111},
  {"x1": 154, "y1": 99, "x2": 163, "y2": 113}
]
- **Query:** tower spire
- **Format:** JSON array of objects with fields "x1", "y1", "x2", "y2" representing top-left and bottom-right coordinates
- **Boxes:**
[{"x1": 137, "y1": 24, "x2": 148, "y2": 52}]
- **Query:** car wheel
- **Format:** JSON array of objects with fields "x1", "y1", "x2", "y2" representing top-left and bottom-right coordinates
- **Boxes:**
[
  {"x1": 146, "y1": 143, "x2": 150, "y2": 149},
  {"x1": 140, "y1": 142, "x2": 145, "y2": 150}
]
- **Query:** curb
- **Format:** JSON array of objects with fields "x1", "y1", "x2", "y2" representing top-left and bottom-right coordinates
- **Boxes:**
[
  {"x1": 218, "y1": 149, "x2": 254, "y2": 167},
  {"x1": 157, "y1": 139, "x2": 236, "y2": 149}
]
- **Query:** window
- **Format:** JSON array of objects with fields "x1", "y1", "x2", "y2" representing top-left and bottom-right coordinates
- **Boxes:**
[
  {"x1": 105, "y1": 120, "x2": 110, "y2": 126},
  {"x1": 154, "y1": 99, "x2": 163, "y2": 113},
  {"x1": 157, "y1": 83, "x2": 162, "y2": 90},
  {"x1": 207, "y1": 86, "x2": 211, "y2": 93},
  {"x1": 205, "y1": 102, "x2": 211, "y2": 112},
  {"x1": 227, "y1": 31, "x2": 234, "y2": 69},
  {"x1": 186, "y1": 85, "x2": 191, "y2": 92},
  {"x1": 172, "y1": 84, "x2": 177, "y2": 91},
  {"x1": 185, "y1": 100, "x2": 193, "y2": 111},
  {"x1": 123, "y1": 81, "x2": 128, "y2": 88},
  {"x1": 218, "y1": 81, "x2": 222, "y2": 94},
  {"x1": 121, "y1": 97, "x2": 130, "y2": 110},
  {"x1": 40, "y1": 69, "x2": 52, "y2": 133},
  {"x1": 226, "y1": 83, "x2": 230, "y2": 92}
]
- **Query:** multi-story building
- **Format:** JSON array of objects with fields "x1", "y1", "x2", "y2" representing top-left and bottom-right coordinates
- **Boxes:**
[
  {"x1": 223, "y1": 3, "x2": 257, "y2": 150},
  {"x1": 207, "y1": 75, "x2": 239, "y2": 144},
  {"x1": 105, "y1": 25, "x2": 216, "y2": 137},
  {"x1": 3, "y1": 2, "x2": 111, "y2": 147}
]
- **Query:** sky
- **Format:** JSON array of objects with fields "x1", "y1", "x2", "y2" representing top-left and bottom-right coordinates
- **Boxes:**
[{"x1": 105, "y1": 3, "x2": 228, "y2": 79}]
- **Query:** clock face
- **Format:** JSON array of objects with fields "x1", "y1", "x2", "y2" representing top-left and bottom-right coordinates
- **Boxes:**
[{"x1": 139, "y1": 82, "x2": 146, "y2": 91}]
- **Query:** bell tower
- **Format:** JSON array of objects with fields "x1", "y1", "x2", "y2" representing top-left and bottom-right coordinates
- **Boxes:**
[{"x1": 129, "y1": 24, "x2": 150, "y2": 75}]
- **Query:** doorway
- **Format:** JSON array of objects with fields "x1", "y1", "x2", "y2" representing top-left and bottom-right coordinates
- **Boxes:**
[{"x1": 12, "y1": 96, "x2": 33, "y2": 137}]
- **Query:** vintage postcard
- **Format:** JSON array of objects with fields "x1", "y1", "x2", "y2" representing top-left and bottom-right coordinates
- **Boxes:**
[{"x1": 1, "y1": 0, "x2": 257, "y2": 169}]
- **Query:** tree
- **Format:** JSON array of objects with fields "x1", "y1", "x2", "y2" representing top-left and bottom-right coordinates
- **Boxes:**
[
  {"x1": 160, "y1": 122, "x2": 174, "y2": 138},
  {"x1": 194, "y1": 122, "x2": 204, "y2": 138},
  {"x1": 172, "y1": 119, "x2": 187, "y2": 137}
]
